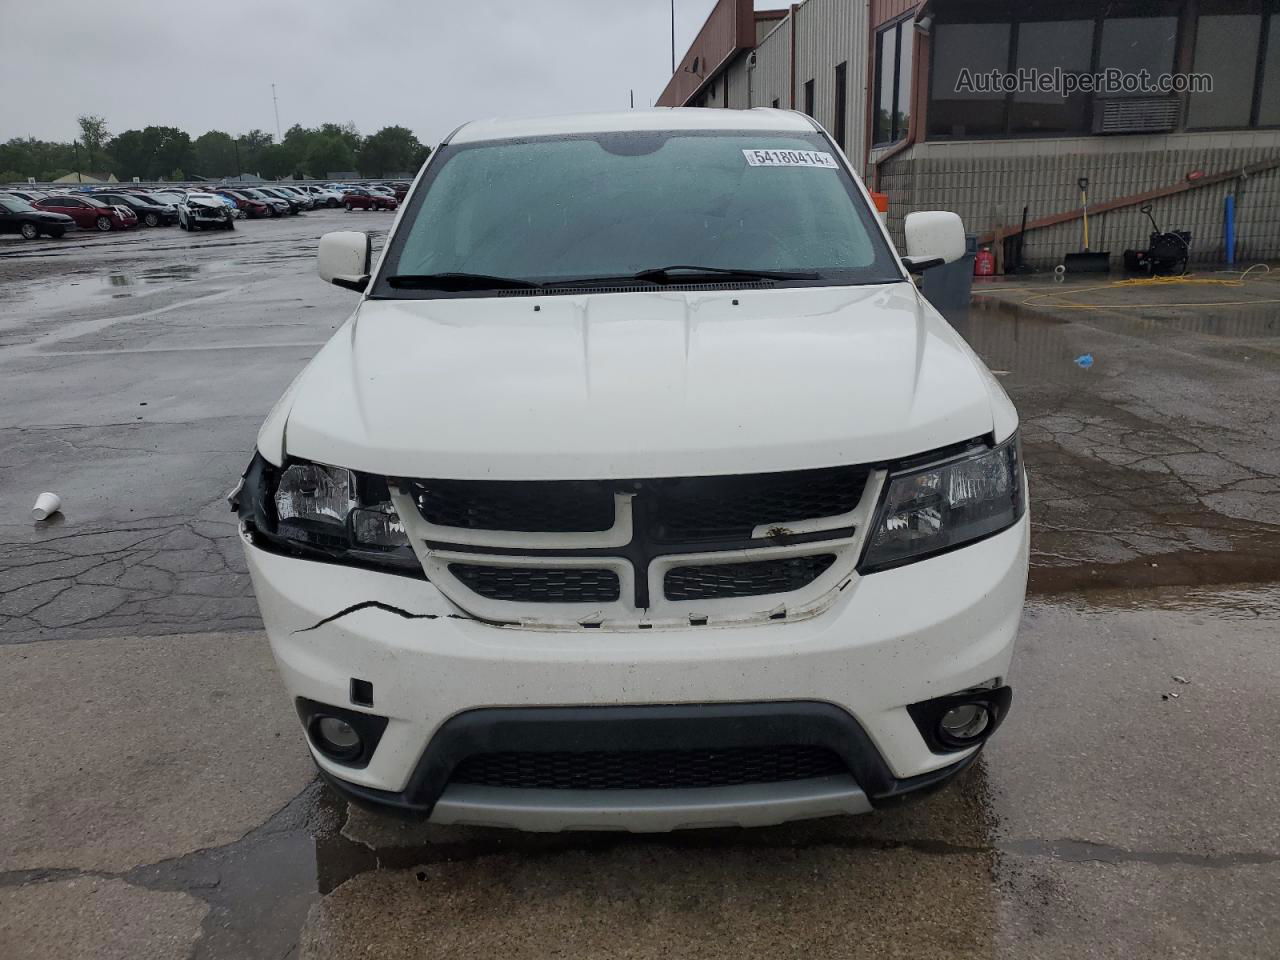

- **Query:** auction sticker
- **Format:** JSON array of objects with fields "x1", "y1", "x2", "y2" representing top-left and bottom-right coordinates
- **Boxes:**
[{"x1": 743, "y1": 148, "x2": 839, "y2": 169}]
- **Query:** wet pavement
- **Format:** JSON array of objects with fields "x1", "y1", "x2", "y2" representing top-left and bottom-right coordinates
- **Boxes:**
[{"x1": 1, "y1": 217, "x2": 1278, "y2": 958}]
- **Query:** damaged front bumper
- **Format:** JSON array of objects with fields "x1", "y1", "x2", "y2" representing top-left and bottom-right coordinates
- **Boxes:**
[{"x1": 240, "y1": 506, "x2": 1027, "y2": 830}]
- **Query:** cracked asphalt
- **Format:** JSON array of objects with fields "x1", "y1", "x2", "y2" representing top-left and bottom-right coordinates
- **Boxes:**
[{"x1": 1, "y1": 214, "x2": 1278, "y2": 958}]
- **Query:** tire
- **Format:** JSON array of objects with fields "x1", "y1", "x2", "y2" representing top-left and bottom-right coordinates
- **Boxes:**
[
  {"x1": 96, "y1": 216, "x2": 112, "y2": 232},
  {"x1": 144, "y1": 212, "x2": 159, "y2": 227},
  {"x1": 345, "y1": 202, "x2": 353, "y2": 211},
  {"x1": 328, "y1": 198, "x2": 339, "y2": 208},
  {"x1": 19, "y1": 222, "x2": 38, "y2": 240},
  {"x1": 45, "y1": 227, "x2": 65, "y2": 239},
  {"x1": 223, "y1": 219, "x2": 235, "y2": 231}
]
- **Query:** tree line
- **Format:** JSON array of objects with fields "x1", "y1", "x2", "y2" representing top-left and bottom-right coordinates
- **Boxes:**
[{"x1": 0, "y1": 115, "x2": 432, "y2": 182}]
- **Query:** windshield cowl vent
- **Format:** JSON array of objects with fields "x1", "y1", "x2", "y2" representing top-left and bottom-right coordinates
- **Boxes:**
[{"x1": 494, "y1": 280, "x2": 777, "y2": 297}]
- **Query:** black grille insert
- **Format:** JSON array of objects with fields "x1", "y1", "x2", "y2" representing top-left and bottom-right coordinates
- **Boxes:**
[
  {"x1": 450, "y1": 745, "x2": 848, "y2": 790},
  {"x1": 664, "y1": 554, "x2": 837, "y2": 601},
  {"x1": 449, "y1": 564, "x2": 620, "y2": 603},
  {"x1": 411, "y1": 479, "x2": 615, "y2": 532},
  {"x1": 648, "y1": 467, "x2": 867, "y2": 541}
]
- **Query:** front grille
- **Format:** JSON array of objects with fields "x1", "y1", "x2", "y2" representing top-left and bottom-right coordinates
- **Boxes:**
[
  {"x1": 649, "y1": 467, "x2": 866, "y2": 540},
  {"x1": 411, "y1": 479, "x2": 614, "y2": 532},
  {"x1": 664, "y1": 554, "x2": 837, "y2": 601},
  {"x1": 449, "y1": 745, "x2": 848, "y2": 790},
  {"x1": 449, "y1": 564, "x2": 620, "y2": 603}
]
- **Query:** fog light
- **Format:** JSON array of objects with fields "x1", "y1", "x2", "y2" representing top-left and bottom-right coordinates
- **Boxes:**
[
  {"x1": 313, "y1": 715, "x2": 362, "y2": 760},
  {"x1": 939, "y1": 703, "x2": 990, "y2": 745}
]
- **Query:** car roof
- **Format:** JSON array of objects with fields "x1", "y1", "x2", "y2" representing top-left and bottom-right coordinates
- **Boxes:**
[{"x1": 450, "y1": 107, "x2": 816, "y2": 145}]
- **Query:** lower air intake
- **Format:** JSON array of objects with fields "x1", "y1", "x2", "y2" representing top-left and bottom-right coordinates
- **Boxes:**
[
  {"x1": 449, "y1": 564, "x2": 621, "y2": 603},
  {"x1": 449, "y1": 745, "x2": 849, "y2": 790},
  {"x1": 664, "y1": 554, "x2": 837, "y2": 601}
]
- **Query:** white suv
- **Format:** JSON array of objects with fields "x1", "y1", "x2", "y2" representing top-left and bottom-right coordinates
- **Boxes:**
[{"x1": 233, "y1": 109, "x2": 1027, "y2": 831}]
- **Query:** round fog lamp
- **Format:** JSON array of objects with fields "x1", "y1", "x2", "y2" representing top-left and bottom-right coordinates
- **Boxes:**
[
  {"x1": 313, "y1": 715, "x2": 362, "y2": 759},
  {"x1": 939, "y1": 703, "x2": 990, "y2": 744}
]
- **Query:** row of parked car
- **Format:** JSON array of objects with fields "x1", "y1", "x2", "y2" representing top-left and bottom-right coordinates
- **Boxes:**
[{"x1": 0, "y1": 181, "x2": 409, "y2": 239}]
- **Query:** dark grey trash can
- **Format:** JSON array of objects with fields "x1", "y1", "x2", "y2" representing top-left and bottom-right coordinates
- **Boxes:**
[{"x1": 919, "y1": 234, "x2": 976, "y2": 314}]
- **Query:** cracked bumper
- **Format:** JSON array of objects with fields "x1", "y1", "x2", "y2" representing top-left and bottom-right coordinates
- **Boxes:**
[{"x1": 243, "y1": 515, "x2": 1028, "y2": 828}]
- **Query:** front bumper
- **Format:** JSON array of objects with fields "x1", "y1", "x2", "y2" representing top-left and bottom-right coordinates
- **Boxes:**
[{"x1": 244, "y1": 514, "x2": 1027, "y2": 830}]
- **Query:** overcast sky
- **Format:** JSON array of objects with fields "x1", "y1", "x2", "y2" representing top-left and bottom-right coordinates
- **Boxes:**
[{"x1": 0, "y1": 0, "x2": 760, "y2": 145}]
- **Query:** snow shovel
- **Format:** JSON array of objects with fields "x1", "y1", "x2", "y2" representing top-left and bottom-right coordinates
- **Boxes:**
[{"x1": 1063, "y1": 176, "x2": 1110, "y2": 273}]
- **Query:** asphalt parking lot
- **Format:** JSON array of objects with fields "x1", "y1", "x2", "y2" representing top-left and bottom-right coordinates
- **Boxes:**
[{"x1": 1, "y1": 212, "x2": 1278, "y2": 959}]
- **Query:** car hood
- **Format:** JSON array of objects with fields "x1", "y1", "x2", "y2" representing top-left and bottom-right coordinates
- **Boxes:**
[{"x1": 273, "y1": 283, "x2": 1015, "y2": 479}]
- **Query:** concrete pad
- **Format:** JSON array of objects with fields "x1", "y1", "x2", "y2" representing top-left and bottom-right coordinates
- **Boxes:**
[
  {"x1": 301, "y1": 843, "x2": 998, "y2": 960},
  {"x1": 987, "y1": 593, "x2": 1280, "y2": 854},
  {"x1": 0, "y1": 877, "x2": 207, "y2": 960},
  {"x1": 0, "y1": 631, "x2": 315, "y2": 873},
  {"x1": 995, "y1": 857, "x2": 1280, "y2": 958}
]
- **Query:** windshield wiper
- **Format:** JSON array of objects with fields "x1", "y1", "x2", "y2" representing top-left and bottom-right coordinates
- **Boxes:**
[
  {"x1": 551, "y1": 264, "x2": 821, "y2": 288},
  {"x1": 386, "y1": 272, "x2": 542, "y2": 291},
  {"x1": 631, "y1": 264, "x2": 821, "y2": 283}
]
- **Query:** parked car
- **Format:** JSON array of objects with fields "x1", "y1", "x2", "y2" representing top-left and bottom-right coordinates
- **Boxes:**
[
  {"x1": 147, "y1": 190, "x2": 187, "y2": 206},
  {"x1": 341, "y1": 186, "x2": 397, "y2": 211},
  {"x1": 388, "y1": 182, "x2": 410, "y2": 201},
  {"x1": 275, "y1": 186, "x2": 315, "y2": 210},
  {"x1": 216, "y1": 189, "x2": 271, "y2": 219},
  {"x1": 242, "y1": 188, "x2": 290, "y2": 217},
  {"x1": 233, "y1": 110, "x2": 1027, "y2": 831},
  {"x1": 256, "y1": 187, "x2": 303, "y2": 214},
  {"x1": 300, "y1": 185, "x2": 344, "y2": 208},
  {"x1": 1, "y1": 189, "x2": 48, "y2": 204},
  {"x1": 34, "y1": 194, "x2": 137, "y2": 231},
  {"x1": 177, "y1": 192, "x2": 235, "y2": 231},
  {"x1": 92, "y1": 191, "x2": 177, "y2": 227},
  {"x1": 0, "y1": 194, "x2": 75, "y2": 239}
]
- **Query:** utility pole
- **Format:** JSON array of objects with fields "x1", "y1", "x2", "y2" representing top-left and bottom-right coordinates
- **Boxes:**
[
  {"x1": 234, "y1": 138, "x2": 242, "y2": 178},
  {"x1": 670, "y1": 0, "x2": 676, "y2": 73},
  {"x1": 630, "y1": 89, "x2": 635, "y2": 109},
  {"x1": 272, "y1": 83, "x2": 282, "y2": 142},
  {"x1": 73, "y1": 142, "x2": 82, "y2": 182}
]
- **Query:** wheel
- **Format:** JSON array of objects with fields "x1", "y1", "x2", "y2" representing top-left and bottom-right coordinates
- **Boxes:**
[
  {"x1": 328, "y1": 198, "x2": 339, "y2": 208},
  {"x1": 178, "y1": 214, "x2": 188, "y2": 230},
  {"x1": 345, "y1": 202, "x2": 352, "y2": 211},
  {"x1": 96, "y1": 216, "x2": 112, "y2": 232},
  {"x1": 144, "y1": 212, "x2": 159, "y2": 227},
  {"x1": 19, "y1": 222, "x2": 38, "y2": 240},
  {"x1": 44, "y1": 227, "x2": 65, "y2": 239},
  {"x1": 223, "y1": 219, "x2": 235, "y2": 231}
]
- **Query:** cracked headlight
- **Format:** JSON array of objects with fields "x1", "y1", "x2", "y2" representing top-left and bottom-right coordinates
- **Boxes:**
[
  {"x1": 235, "y1": 454, "x2": 419, "y2": 575},
  {"x1": 859, "y1": 433, "x2": 1024, "y2": 573}
]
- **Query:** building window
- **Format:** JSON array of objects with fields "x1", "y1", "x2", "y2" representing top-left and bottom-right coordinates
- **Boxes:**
[
  {"x1": 834, "y1": 61, "x2": 848, "y2": 149},
  {"x1": 1098, "y1": 11, "x2": 1180, "y2": 96},
  {"x1": 1189, "y1": 11, "x2": 1262, "y2": 128},
  {"x1": 928, "y1": 21, "x2": 1011, "y2": 139},
  {"x1": 1261, "y1": 12, "x2": 1280, "y2": 125},
  {"x1": 1009, "y1": 19, "x2": 1093, "y2": 135},
  {"x1": 803, "y1": 79, "x2": 815, "y2": 117},
  {"x1": 874, "y1": 18, "x2": 914, "y2": 145}
]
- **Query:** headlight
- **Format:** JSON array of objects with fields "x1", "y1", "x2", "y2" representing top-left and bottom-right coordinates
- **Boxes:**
[
  {"x1": 859, "y1": 434, "x2": 1024, "y2": 573},
  {"x1": 234, "y1": 453, "x2": 420, "y2": 575}
]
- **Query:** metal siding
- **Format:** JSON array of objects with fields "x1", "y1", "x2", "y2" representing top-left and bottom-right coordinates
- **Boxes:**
[
  {"x1": 751, "y1": 18, "x2": 793, "y2": 111},
  {"x1": 793, "y1": 0, "x2": 871, "y2": 173},
  {"x1": 726, "y1": 54, "x2": 753, "y2": 109},
  {"x1": 658, "y1": 0, "x2": 754, "y2": 106}
]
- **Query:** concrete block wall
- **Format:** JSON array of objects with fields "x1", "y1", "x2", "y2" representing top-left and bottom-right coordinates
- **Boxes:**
[{"x1": 878, "y1": 136, "x2": 1280, "y2": 267}]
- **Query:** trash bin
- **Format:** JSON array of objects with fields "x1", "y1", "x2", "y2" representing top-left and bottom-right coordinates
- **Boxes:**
[{"x1": 919, "y1": 234, "x2": 976, "y2": 314}]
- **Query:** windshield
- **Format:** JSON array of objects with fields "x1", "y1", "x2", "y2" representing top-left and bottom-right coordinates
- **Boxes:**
[
  {"x1": 0, "y1": 197, "x2": 35, "y2": 212},
  {"x1": 376, "y1": 129, "x2": 900, "y2": 296}
]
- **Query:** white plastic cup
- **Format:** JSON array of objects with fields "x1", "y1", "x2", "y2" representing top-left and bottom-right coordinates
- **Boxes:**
[{"x1": 32, "y1": 492, "x2": 62, "y2": 521}]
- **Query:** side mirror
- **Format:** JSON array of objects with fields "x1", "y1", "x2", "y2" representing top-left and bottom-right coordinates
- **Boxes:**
[
  {"x1": 903, "y1": 211, "x2": 966, "y2": 273},
  {"x1": 318, "y1": 231, "x2": 372, "y2": 292}
]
